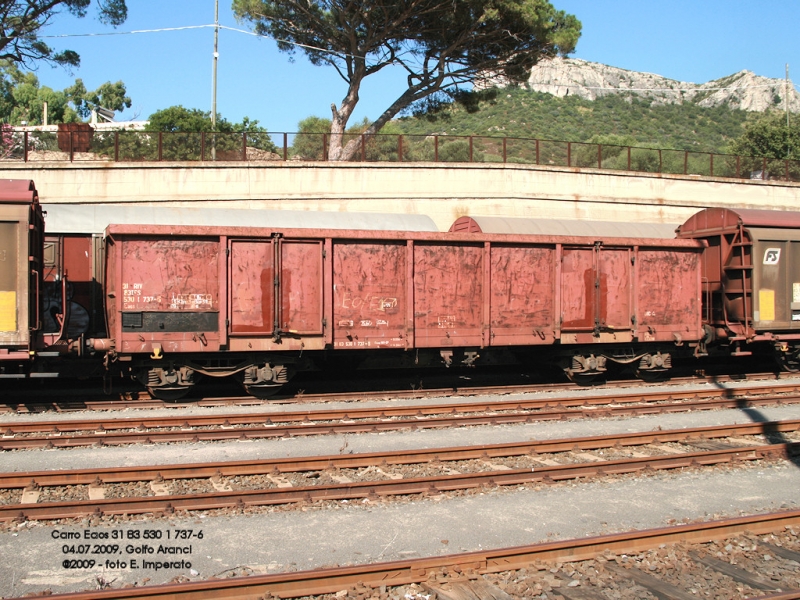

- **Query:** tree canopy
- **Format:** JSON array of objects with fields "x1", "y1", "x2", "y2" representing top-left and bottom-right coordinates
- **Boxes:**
[
  {"x1": 0, "y1": 0, "x2": 127, "y2": 68},
  {"x1": 144, "y1": 105, "x2": 278, "y2": 160},
  {"x1": 233, "y1": 0, "x2": 580, "y2": 160},
  {"x1": 0, "y1": 61, "x2": 130, "y2": 124},
  {"x1": 145, "y1": 105, "x2": 270, "y2": 136},
  {"x1": 66, "y1": 78, "x2": 131, "y2": 119},
  {"x1": 728, "y1": 111, "x2": 800, "y2": 161}
]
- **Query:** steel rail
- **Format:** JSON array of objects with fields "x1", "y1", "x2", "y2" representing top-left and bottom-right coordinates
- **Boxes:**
[
  {"x1": 2, "y1": 418, "x2": 799, "y2": 489},
  {"x1": 2, "y1": 371, "x2": 789, "y2": 413},
  {"x1": 2, "y1": 392, "x2": 799, "y2": 450},
  {"x1": 3, "y1": 380, "x2": 800, "y2": 430},
  {"x1": 190, "y1": 372, "x2": 796, "y2": 407},
  {"x1": 2, "y1": 441, "x2": 797, "y2": 522},
  {"x1": 2, "y1": 378, "x2": 606, "y2": 411},
  {"x1": 16, "y1": 510, "x2": 800, "y2": 600}
]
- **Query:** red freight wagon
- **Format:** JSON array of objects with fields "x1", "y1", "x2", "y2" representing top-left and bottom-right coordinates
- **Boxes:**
[
  {"x1": 678, "y1": 207, "x2": 800, "y2": 370},
  {"x1": 102, "y1": 223, "x2": 705, "y2": 398},
  {"x1": 0, "y1": 180, "x2": 44, "y2": 368},
  {"x1": 41, "y1": 204, "x2": 439, "y2": 351}
]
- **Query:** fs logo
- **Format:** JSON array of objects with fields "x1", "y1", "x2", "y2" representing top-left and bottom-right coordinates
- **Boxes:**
[{"x1": 764, "y1": 248, "x2": 781, "y2": 265}]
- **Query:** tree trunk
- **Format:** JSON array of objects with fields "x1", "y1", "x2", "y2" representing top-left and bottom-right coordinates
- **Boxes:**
[
  {"x1": 328, "y1": 75, "x2": 362, "y2": 161},
  {"x1": 327, "y1": 75, "x2": 440, "y2": 161}
]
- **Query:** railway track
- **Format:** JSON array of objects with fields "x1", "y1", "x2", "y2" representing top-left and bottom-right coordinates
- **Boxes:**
[
  {"x1": 3, "y1": 419, "x2": 798, "y2": 522},
  {"x1": 16, "y1": 510, "x2": 800, "y2": 599},
  {"x1": 0, "y1": 371, "x2": 793, "y2": 413},
  {"x1": 2, "y1": 383, "x2": 800, "y2": 450}
]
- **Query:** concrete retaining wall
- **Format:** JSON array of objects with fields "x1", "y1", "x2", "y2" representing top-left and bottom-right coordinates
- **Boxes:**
[{"x1": 1, "y1": 161, "x2": 798, "y2": 231}]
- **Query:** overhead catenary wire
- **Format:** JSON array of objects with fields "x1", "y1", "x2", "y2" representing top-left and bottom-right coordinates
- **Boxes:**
[{"x1": 38, "y1": 23, "x2": 349, "y2": 59}]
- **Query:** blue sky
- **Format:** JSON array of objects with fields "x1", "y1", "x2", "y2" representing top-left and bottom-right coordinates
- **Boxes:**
[{"x1": 32, "y1": 0, "x2": 800, "y2": 133}]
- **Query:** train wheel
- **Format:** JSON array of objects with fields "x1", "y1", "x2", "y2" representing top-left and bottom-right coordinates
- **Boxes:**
[
  {"x1": 775, "y1": 348, "x2": 800, "y2": 372},
  {"x1": 565, "y1": 370, "x2": 599, "y2": 385},
  {"x1": 243, "y1": 383, "x2": 284, "y2": 399},
  {"x1": 635, "y1": 369, "x2": 669, "y2": 382},
  {"x1": 147, "y1": 386, "x2": 192, "y2": 402}
]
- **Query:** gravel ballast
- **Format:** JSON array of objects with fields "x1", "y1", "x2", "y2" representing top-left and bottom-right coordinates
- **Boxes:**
[{"x1": 1, "y1": 379, "x2": 799, "y2": 597}]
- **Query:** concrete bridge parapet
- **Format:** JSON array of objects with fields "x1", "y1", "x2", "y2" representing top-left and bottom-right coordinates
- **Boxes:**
[{"x1": 1, "y1": 161, "x2": 798, "y2": 231}]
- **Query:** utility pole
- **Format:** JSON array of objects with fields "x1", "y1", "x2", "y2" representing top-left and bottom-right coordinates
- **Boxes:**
[
  {"x1": 786, "y1": 63, "x2": 791, "y2": 160},
  {"x1": 211, "y1": 0, "x2": 219, "y2": 159}
]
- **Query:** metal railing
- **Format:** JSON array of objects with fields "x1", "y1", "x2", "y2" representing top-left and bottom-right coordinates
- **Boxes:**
[{"x1": 2, "y1": 128, "x2": 798, "y2": 183}]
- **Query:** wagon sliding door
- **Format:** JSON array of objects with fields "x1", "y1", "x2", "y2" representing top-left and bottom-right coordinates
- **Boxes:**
[
  {"x1": 561, "y1": 245, "x2": 632, "y2": 339},
  {"x1": 229, "y1": 238, "x2": 323, "y2": 337}
]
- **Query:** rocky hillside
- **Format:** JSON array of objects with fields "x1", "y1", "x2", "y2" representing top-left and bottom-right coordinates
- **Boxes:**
[{"x1": 482, "y1": 57, "x2": 800, "y2": 113}]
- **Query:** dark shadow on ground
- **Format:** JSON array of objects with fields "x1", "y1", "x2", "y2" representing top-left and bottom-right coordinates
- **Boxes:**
[{"x1": 710, "y1": 375, "x2": 800, "y2": 470}]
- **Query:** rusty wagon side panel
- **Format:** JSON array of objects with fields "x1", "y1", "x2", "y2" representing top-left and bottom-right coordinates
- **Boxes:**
[
  {"x1": 332, "y1": 241, "x2": 408, "y2": 350},
  {"x1": 107, "y1": 235, "x2": 223, "y2": 356},
  {"x1": 636, "y1": 249, "x2": 702, "y2": 343},
  {"x1": 327, "y1": 234, "x2": 703, "y2": 351},
  {"x1": 489, "y1": 244, "x2": 557, "y2": 346},
  {"x1": 413, "y1": 243, "x2": 485, "y2": 348},
  {"x1": 103, "y1": 224, "x2": 705, "y2": 388}
]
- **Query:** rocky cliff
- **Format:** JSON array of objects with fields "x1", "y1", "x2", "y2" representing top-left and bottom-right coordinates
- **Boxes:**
[{"x1": 484, "y1": 57, "x2": 800, "y2": 113}]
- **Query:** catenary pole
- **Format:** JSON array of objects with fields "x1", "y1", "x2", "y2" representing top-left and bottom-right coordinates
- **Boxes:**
[
  {"x1": 786, "y1": 64, "x2": 791, "y2": 159},
  {"x1": 211, "y1": 0, "x2": 219, "y2": 159}
]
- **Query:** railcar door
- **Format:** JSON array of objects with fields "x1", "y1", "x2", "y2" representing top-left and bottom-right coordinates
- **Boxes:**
[
  {"x1": 229, "y1": 240, "x2": 275, "y2": 334},
  {"x1": 278, "y1": 239, "x2": 323, "y2": 336},
  {"x1": 560, "y1": 246, "x2": 596, "y2": 332},
  {"x1": 560, "y1": 244, "x2": 632, "y2": 340},
  {"x1": 229, "y1": 237, "x2": 323, "y2": 338},
  {"x1": 598, "y1": 247, "x2": 632, "y2": 337}
]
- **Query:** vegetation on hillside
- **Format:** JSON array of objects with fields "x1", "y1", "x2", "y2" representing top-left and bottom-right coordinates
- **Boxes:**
[{"x1": 395, "y1": 87, "x2": 752, "y2": 155}]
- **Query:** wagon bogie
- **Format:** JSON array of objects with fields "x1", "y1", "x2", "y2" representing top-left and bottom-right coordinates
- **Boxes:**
[
  {"x1": 564, "y1": 353, "x2": 607, "y2": 383},
  {"x1": 239, "y1": 362, "x2": 294, "y2": 398},
  {"x1": 635, "y1": 351, "x2": 673, "y2": 376},
  {"x1": 554, "y1": 344, "x2": 681, "y2": 384},
  {"x1": 135, "y1": 364, "x2": 197, "y2": 401}
]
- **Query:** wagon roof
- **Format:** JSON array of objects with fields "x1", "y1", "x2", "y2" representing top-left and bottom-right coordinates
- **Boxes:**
[
  {"x1": 42, "y1": 204, "x2": 439, "y2": 234},
  {"x1": 0, "y1": 179, "x2": 38, "y2": 204},
  {"x1": 450, "y1": 216, "x2": 678, "y2": 239},
  {"x1": 679, "y1": 207, "x2": 800, "y2": 235}
]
